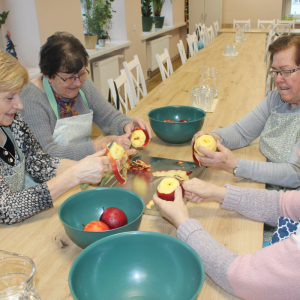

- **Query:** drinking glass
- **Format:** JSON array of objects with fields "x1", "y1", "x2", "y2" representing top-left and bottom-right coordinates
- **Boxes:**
[
  {"x1": 0, "y1": 250, "x2": 41, "y2": 300},
  {"x1": 230, "y1": 44, "x2": 237, "y2": 56},
  {"x1": 224, "y1": 44, "x2": 230, "y2": 56}
]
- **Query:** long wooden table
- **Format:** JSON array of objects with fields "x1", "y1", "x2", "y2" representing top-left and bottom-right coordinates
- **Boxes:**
[
  {"x1": 218, "y1": 27, "x2": 300, "y2": 35},
  {"x1": 0, "y1": 33, "x2": 267, "y2": 299}
]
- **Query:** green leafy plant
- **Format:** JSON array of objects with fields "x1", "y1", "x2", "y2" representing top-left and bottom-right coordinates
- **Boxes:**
[
  {"x1": 80, "y1": 0, "x2": 115, "y2": 39},
  {"x1": 141, "y1": 0, "x2": 152, "y2": 17},
  {"x1": 0, "y1": 11, "x2": 9, "y2": 28},
  {"x1": 152, "y1": 0, "x2": 165, "y2": 17}
]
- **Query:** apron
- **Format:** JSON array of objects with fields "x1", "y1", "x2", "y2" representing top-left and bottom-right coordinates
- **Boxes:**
[
  {"x1": 2, "y1": 127, "x2": 25, "y2": 192},
  {"x1": 259, "y1": 102, "x2": 300, "y2": 190}
]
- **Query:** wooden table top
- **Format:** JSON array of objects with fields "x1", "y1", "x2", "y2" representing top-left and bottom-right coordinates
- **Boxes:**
[
  {"x1": 0, "y1": 33, "x2": 267, "y2": 299},
  {"x1": 218, "y1": 27, "x2": 300, "y2": 35}
]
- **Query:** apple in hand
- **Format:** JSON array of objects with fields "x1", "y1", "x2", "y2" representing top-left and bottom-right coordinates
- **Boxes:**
[
  {"x1": 83, "y1": 220, "x2": 110, "y2": 231},
  {"x1": 194, "y1": 134, "x2": 217, "y2": 156},
  {"x1": 106, "y1": 141, "x2": 125, "y2": 161},
  {"x1": 130, "y1": 128, "x2": 150, "y2": 149},
  {"x1": 100, "y1": 207, "x2": 128, "y2": 229},
  {"x1": 157, "y1": 177, "x2": 183, "y2": 201}
]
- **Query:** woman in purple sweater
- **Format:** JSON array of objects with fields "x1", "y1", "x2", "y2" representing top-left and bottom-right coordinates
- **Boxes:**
[{"x1": 153, "y1": 150, "x2": 300, "y2": 299}]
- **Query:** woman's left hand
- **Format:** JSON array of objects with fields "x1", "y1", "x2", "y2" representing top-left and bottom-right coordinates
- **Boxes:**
[
  {"x1": 153, "y1": 187, "x2": 189, "y2": 229},
  {"x1": 124, "y1": 117, "x2": 152, "y2": 140}
]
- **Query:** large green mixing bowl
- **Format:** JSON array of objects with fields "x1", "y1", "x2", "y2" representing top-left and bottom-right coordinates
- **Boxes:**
[
  {"x1": 58, "y1": 188, "x2": 144, "y2": 248},
  {"x1": 148, "y1": 105, "x2": 206, "y2": 144},
  {"x1": 69, "y1": 231, "x2": 205, "y2": 300}
]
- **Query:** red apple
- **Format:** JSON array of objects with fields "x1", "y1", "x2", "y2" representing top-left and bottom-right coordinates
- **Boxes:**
[
  {"x1": 163, "y1": 120, "x2": 175, "y2": 122},
  {"x1": 179, "y1": 120, "x2": 189, "y2": 122},
  {"x1": 157, "y1": 177, "x2": 183, "y2": 201},
  {"x1": 130, "y1": 128, "x2": 150, "y2": 149},
  {"x1": 192, "y1": 134, "x2": 217, "y2": 167},
  {"x1": 100, "y1": 207, "x2": 128, "y2": 229},
  {"x1": 83, "y1": 220, "x2": 110, "y2": 231}
]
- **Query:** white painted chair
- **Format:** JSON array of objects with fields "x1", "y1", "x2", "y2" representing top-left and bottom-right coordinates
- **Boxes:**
[
  {"x1": 205, "y1": 26, "x2": 215, "y2": 44},
  {"x1": 195, "y1": 23, "x2": 202, "y2": 40},
  {"x1": 177, "y1": 40, "x2": 187, "y2": 65},
  {"x1": 123, "y1": 55, "x2": 147, "y2": 105},
  {"x1": 155, "y1": 48, "x2": 174, "y2": 81},
  {"x1": 107, "y1": 69, "x2": 135, "y2": 114},
  {"x1": 199, "y1": 30, "x2": 207, "y2": 46},
  {"x1": 277, "y1": 19, "x2": 295, "y2": 29},
  {"x1": 186, "y1": 32, "x2": 199, "y2": 57},
  {"x1": 257, "y1": 19, "x2": 275, "y2": 29},
  {"x1": 233, "y1": 19, "x2": 251, "y2": 29},
  {"x1": 213, "y1": 21, "x2": 220, "y2": 38},
  {"x1": 273, "y1": 23, "x2": 292, "y2": 37}
]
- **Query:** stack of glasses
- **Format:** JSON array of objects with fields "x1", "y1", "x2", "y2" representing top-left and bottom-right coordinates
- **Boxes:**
[
  {"x1": 224, "y1": 44, "x2": 237, "y2": 56},
  {"x1": 189, "y1": 86, "x2": 214, "y2": 112}
]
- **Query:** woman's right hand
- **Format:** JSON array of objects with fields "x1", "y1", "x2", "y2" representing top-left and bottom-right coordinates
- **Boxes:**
[
  {"x1": 183, "y1": 178, "x2": 226, "y2": 204},
  {"x1": 191, "y1": 131, "x2": 221, "y2": 145}
]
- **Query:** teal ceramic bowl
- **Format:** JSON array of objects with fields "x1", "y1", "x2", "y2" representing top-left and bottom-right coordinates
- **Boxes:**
[
  {"x1": 148, "y1": 106, "x2": 206, "y2": 144},
  {"x1": 69, "y1": 231, "x2": 205, "y2": 300},
  {"x1": 58, "y1": 188, "x2": 145, "y2": 248}
]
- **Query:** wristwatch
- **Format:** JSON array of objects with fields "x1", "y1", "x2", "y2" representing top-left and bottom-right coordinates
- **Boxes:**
[{"x1": 233, "y1": 164, "x2": 238, "y2": 176}]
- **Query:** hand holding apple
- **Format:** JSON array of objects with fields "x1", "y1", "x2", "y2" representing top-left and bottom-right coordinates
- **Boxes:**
[
  {"x1": 130, "y1": 128, "x2": 150, "y2": 149},
  {"x1": 124, "y1": 117, "x2": 152, "y2": 140},
  {"x1": 157, "y1": 177, "x2": 183, "y2": 201},
  {"x1": 192, "y1": 131, "x2": 221, "y2": 145},
  {"x1": 153, "y1": 187, "x2": 189, "y2": 229},
  {"x1": 195, "y1": 140, "x2": 239, "y2": 173},
  {"x1": 183, "y1": 178, "x2": 226, "y2": 204}
]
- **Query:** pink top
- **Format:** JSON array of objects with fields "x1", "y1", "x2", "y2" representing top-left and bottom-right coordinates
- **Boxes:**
[{"x1": 177, "y1": 185, "x2": 300, "y2": 299}]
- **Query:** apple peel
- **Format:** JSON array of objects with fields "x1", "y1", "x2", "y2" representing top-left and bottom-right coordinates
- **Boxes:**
[
  {"x1": 192, "y1": 140, "x2": 201, "y2": 167},
  {"x1": 106, "y1": 148, "x2": 129, "y2": 185}
]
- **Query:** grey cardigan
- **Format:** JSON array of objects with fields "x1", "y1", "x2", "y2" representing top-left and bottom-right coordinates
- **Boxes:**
[{"x1": 20, "y1": 78, "x2": 131, "y2": 160}]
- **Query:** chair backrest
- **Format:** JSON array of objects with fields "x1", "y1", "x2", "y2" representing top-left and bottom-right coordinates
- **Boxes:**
[
  {"x1": 107, "y1": 69, "x2": 135, "y2": 114},
  {"x1": 277, "y1": 19, "x2": 295, "y2": 29},
  {"x1": 205, "y1": 26, "x2": 215, "y2": 44},
  {"x1": 257, "y1": 19, "x2": 275, "y2": 29},
  {"x1": 233, "y1": 19, "x2": 251, "y2": 29},
  {"x1": 213, "y1": 21, "x2": 219, "y2": 37},
  {"x1": 123, "y1": 55, "x2": 147, "y2": 105},
  {"x1": 199, "y1": 30, "x2": 207, "y2": 46},
  {"x1": 195, "y1": 23, "x2": 201, "y2": 40},
  {"x1": 155, "y1": 48, "x2": 174, "y2": 82},
  {"x1": 274, "y1": 23, "x2": 292, "y2": 37},
  {"x1": 186, "y1": 32, "x2": 198, "y2": 57},
  {"x1": 177, "y1": 40, "x2": 187, "y2": 65}
]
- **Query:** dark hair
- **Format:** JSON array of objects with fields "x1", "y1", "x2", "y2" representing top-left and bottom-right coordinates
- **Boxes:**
[
  {"x1": 269, "y1": 35, "x2": 300, "y2": 66},
  {"x1": 39, "y1": 32, "x2": 89, "y2": 78}
]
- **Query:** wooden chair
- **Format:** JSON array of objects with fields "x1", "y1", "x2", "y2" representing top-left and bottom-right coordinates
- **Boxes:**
[
  {"x1": 257, "y1": 19, "x2": 275, "y2": 29},
  {"x1": 277, "y1": 19, "x2": 295, "y2": 29},
  {"x1": 213, "y1": 21, "x2": 220, "y2": 37},
  {"x1": 107, "y1": 69, "x2": 135, "y2": 114},
  {"x1": 123, "y1": 55, "x2": 147, "y2": 105},
  {"x1": 186, "y1": 32, "x2": 199, "y2": 57},
  {"x1": 155, "y1": 48, "x2": 174, "y2": 81},
  {"x1": 177, "y1": 40, "x2": 187, "y2": 65},
  {"x1": 205, "y1": 26, "x2": 215, "y2": 44},
  {"x1": 233, "y1": 19, "x2": 251, "y2": 29}
]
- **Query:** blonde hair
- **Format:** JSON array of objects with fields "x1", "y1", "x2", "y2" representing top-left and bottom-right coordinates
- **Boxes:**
[{"x1": 0, "y1": 50, "x2": 29, "y2": 92}]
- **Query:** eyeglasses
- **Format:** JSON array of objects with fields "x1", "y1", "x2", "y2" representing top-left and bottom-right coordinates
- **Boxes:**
[
  {"x1": 269, "y1": 67, "x2": 300, "y2": 79},
  {"x1": 56, "y1": 68, "x2": 90, "y2": 84}
]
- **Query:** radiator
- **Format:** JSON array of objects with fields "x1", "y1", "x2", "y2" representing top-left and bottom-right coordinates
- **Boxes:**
[
  {"x1": 146, "y1": 35, "x2": 172, "y2": 72},
  {"x1": 92, "y1": 55, "x2": 124, "y2": 100}
]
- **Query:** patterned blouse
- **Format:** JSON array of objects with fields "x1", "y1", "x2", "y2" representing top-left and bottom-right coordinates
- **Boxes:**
[{"x1": 0, "y1": 114, "x2": 61, "y2": 224}]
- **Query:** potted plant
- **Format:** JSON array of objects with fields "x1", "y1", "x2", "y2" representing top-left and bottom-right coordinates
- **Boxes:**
[
  {"x1": 80, "y1": 0, "x2": 115, "y2": 49},
  {"x1": 152, "y1": 0, "x2": 165, "y2": 28},
  {"x1": 141, "y1": 0, "x2": 153, "y2": 32}
]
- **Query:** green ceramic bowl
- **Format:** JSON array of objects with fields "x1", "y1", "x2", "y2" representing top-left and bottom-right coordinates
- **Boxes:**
[
  {"x1": 58, "y1": 188, "x2": 145, "y2": 249},
  {"x1": 148, "y1": 105, "x2": 206, "y2": 144},
  {"x1": 69, "y1": 231, "x2": 205, "y2": 300}
]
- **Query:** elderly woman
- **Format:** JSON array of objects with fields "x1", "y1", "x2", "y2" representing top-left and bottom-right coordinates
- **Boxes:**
[
  {"x1": 0, "y1": 50, "x2": 132, "y2": 225},
  {"x1": 20, "y1": 32, "x2": 151, "y2": 161},
  {"x1": 153, "y1": 168, "x2": 300, "y2": 299},
  {"x1": 194, "y1": 35, "x2": 300, "y2": 189}
]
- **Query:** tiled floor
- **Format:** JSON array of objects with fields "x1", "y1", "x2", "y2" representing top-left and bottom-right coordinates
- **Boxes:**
[{"x1": 91, "y1": 56, "x2": 183, "y2": 139}]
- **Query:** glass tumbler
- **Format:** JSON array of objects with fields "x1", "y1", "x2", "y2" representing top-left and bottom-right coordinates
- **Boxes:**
[
  {"x1": 0, "y1": 250, "x2": 41, "y2": 300},
  {"x1": 224, "y1": 44, "x2": 230, "y2": 56}
]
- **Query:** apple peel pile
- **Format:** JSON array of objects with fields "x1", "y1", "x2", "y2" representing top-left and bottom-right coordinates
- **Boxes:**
[
  {"x1": 106, "y1": 142, "x2": 130, "y2": 186},
  {"x1": 192, "y1": 134, "x2": 217, "y2": 167},
  {"x1": 152, "y1": 169, "x2": 192, "y2": 181},
  {"x1": 129, "y1": 159, "x2": 151, "y2": 173},
  {"x1": 130, "y1": 128, "x2": 150, "y2": 149}
]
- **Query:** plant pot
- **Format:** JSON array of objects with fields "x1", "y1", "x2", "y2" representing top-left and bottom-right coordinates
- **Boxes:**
[
  {"x1": 85, "y1": 35, "x2": 98, "y2": 49},
  {"x1": 98, "y1": 39, "x2": 106, "y2": 47},
  {"x1": 142, "y1": 16, "x2": 153, "y2": 32},
  {"x1": 154, "y1": 16, "x2": 164, "y2": 28}
]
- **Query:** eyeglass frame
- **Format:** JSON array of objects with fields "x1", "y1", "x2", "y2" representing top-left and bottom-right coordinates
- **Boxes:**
[
  {"x1": 269, "y1": 67, "x2": 300, "y2": 78},
  {"x1": 55, "y1": 68, "x2": 90, "y2": 84}
]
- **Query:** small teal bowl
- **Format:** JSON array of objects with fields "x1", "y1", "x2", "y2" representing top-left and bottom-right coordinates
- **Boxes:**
[
  {"x1": 148, "y1": 105, "x2": 206, "y2": 144},
  {"x1": 58, "y1": 188, "x2": 145, "y2": 248},
  {"x1": 69, "y1": 231, "x2": 205, "y2": 300}
]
